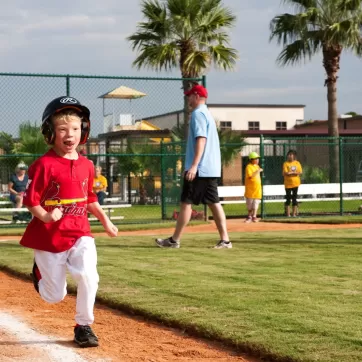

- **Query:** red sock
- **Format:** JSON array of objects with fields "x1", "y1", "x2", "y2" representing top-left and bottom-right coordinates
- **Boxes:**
[{"x1": 34, "y1": 266, "x2": 42, "y2": 281}]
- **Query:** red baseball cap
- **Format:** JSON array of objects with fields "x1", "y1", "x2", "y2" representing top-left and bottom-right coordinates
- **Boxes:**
[{"x1": 184, "y1": 84, "x2": 208, "y2": 98}]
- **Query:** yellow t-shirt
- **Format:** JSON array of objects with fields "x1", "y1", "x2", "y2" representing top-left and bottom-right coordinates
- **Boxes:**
[
  {"x1": 244, "y1": 164, "x2": 262, "y2": 199},
  {"x1": 93, "y1": 175, "x2": 108, "y2": 193},
  {"x1": 283, "y1": 161, "x2": 302, "y2": 189}
]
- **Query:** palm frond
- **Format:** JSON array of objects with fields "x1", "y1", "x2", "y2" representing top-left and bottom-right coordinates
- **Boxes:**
[
  {"x1": 132, "y1": 43, "x2": 178, "y2": 70},
  {"x1": 208, "y1": 45, "x2": 238, "y2": 70},
  {"x1": 276, "y1": 39, "x2": 319, "y2": 65},
  {"x1": 337, "y1": 0, "x2": 362, "y2": 12},
  {"x1": 129, "y1": 0, "x2": 238, "y2": 75},
  {"x1": 183, "y1": 51, "x2": 210, "y2": 75},
  {"x1": 195, "y1": 6, "x2": 236, "y2": 36}
]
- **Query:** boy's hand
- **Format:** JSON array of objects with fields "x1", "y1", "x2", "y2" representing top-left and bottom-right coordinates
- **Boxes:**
[
  {"x1": 42, "y1": 207, "x2": 63, "y2": 223},
  {"x1": 259, "y1": 168, "x2": 263, "y2": 173},
  {"x1": 104, "y1": 221, "x2": 118, "y2": 237}
]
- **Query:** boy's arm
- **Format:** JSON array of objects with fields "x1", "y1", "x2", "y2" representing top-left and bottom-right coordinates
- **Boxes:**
[
  {"x1": 27, "y1": 205, "x2": 63, "y2": 223},
  {"x1": 87, "y1": 202, "x2": 118, "y2": 237},
  {"x1": 87, "y1": 163, "x2": 117, "y2": 237},
  {"x1": 247, "y1": 165, "x2": 262, "y2": 178}
]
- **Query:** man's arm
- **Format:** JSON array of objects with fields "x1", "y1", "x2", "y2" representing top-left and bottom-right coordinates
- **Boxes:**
[{"x1": 186, "y1": 137, "x2": 207, "y2": 181}]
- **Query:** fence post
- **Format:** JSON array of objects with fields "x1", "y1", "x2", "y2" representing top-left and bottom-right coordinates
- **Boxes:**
[
  {"x1": 339, "y1": 137, "x2": 344, "y2": 216},
  {"x1": 202, "y1": 75, "x2": 206, "y2": 88},
  {"x1": 66, "y1": 75, "x2": 70, "y2": 96},
  {"x1": 260, "y1": 134, "x2": 265, "y2": 219},
  {"x1": 160, "y1": 141, "x2": 166, "y2": 220}
]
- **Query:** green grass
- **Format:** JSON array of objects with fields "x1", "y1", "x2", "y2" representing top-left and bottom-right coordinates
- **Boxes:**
[{"x1": 1, "y1": 229, "x2": 362, "y2": 361}]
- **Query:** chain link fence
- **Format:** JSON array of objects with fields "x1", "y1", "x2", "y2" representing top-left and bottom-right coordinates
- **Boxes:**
[
  {"x1": 0, "y1": 72, "x2": 204, "y2": 137},
  {"x1": 1, "y1": 72, "x2": 361, "y2": 225},
  {"x1": 1, "y1": 137, "x2": 362, "y2": 226}
]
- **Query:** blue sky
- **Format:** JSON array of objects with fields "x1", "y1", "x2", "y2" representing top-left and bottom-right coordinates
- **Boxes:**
[{"x1": 1, "y1": 0, "x2": 362, "y2": 135}]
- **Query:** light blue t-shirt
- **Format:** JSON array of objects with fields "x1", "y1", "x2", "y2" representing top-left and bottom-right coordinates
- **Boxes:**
[{"x1": 185, "y1": 104, "x2": 221, "y2": 177}]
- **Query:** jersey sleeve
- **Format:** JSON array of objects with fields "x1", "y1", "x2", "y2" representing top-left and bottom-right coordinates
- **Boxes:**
[
  {"x1": 192, "y1": 111, "x2": 208, "y2": 139},
  {"x1": 283, "y1": 162, "x2": 288, "y2": 175},
  {"x1": 87, "y1": 162, "x2": 98, "y2": 204},
  {"x1": 23, "y1": 161, "x2": 48, "y2": 207},
  {"x1": 245, "y1": 164, "x2": 254, "y2": 178}
]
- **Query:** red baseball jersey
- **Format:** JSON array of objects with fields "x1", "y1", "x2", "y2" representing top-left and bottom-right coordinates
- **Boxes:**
[{"x1": 20, "y1": 149, "x2": 98, "y2": 253}]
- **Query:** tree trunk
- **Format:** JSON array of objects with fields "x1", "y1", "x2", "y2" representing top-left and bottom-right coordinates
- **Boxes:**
[
  {"x1": 179, "y1": 41, "x2": 198, "y2": 140},
  {"x1": 323, "y1": 45, "x2": 342, "y2": 183},
  {"x1": 182, "y1": 79, "x2": 193, "y2": 140}
]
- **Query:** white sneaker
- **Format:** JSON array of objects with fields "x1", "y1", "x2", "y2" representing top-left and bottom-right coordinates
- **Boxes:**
[
  {"x1": 244, "y1": 217, "x2": 252, "y2": 223},
  {"x1": 155, "y1": 237, "x2": 180, "y2": 248},
  {"x1": 214, "y1": 240, "x2": 232, "y2": 249}
]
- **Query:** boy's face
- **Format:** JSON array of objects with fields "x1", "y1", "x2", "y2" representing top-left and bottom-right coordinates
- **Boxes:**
[
  {"x1": 287, "y1": 153, "x2": 295, "y2": 161},
  {"x1": 251, "y1": 158, "x2": 259, "y2": 164},
  {"x1": 53, "y1": 118, "x2": 81, "y2": 156}
]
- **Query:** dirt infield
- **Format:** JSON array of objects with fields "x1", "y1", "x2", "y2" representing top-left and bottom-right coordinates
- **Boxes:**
[
  {"x1": 0, "y1": 220, "x2": 361, "y2": 361},
  {"x1": 117, "y1": 219, "x2": 362, "y2": 236}
]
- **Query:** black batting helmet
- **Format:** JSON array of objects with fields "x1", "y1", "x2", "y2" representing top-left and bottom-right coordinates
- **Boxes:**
[{"x1": 41, "y1": 96, "x2": 91, "y2": 145}]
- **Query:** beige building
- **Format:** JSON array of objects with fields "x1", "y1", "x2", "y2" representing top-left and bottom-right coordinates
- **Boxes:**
[{"x1": 141, "y1": 104, "x2": 305, "y2": 132}]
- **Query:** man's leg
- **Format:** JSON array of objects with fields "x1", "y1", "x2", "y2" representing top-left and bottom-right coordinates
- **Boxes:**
[
  {"x1": 155, "y1": 202, "x2": 192, "y2": 248},
  {"x1": 208, "y1": 203, "x2": 229, "y2": 241},
  {"x1": 98, "y1": 192, "x2": 106, "y2": 205},
  {"x1": 172, "y1": 202, "x2": 192, "y2": 241}
]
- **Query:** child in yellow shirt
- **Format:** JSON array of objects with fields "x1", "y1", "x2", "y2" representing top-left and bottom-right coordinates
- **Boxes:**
[
  {"x1": 244, "y1": 152, "x2": 263, "y2": 223},
  {"x1": 283, "y1": 150, "x2": 302, "y2": 217},
  {"x1": 93, "y1": 166, "x2": 108, "y2": 205}
]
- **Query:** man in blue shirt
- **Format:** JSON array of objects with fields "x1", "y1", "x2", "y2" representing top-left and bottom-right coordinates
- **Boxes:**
[{"x1": 156, "y1": 84, "x2": 231, "y2": 249}]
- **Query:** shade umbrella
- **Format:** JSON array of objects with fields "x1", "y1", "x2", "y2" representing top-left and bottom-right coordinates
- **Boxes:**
[{"x1": 99, "y1": 86, "x2": 147, "y2": 127}]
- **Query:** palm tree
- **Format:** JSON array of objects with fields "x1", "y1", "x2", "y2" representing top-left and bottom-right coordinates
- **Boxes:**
[
  {"x1": 110, "y1": 139, "x2": 162, "y2": 205},
  {"x1": 13, "y1": 121, "x2": 49, "y2": 164},
  {"x1": 128, "y1": 0, "x2": 238, "y2": 138},
  {"x1": 269, "y1": 0, "x2": 362, "y2": 182},
  {"x1": 0, "y1": 132, "x2": 19, "y2": 179}
]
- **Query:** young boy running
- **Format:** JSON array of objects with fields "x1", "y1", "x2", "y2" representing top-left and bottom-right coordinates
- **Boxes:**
[{"x1": 20, "y1": 96, "x2": 118, "y2": 348}]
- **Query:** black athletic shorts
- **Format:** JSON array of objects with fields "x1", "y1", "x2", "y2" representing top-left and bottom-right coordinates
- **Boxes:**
[{"x1": 180, "y1": 173, "x2": 220, "y2": 205}]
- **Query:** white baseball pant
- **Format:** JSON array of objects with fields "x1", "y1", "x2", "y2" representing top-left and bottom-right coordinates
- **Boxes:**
[{"x1": 34, "y1": 236, "x2": 99, "y2": 326}]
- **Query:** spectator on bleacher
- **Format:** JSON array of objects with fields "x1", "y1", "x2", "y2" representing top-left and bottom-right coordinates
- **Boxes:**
[
  {"x1": 93, "y1": 166, "x2": 107, "y2": 205},
  {"x1": 244, "y1": 152, "x2": 263, "y2": 223},
  {"x1": 8, "y1": 162, "x2": 29, "y2": 209},
  {"x1": 283, "y1": 150, "x2": 302, "y2": 217}
]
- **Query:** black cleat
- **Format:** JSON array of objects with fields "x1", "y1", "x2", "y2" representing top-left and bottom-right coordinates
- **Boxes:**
[
  {"x1": 74, "y1": 325, "x2": 99, "y2": 348},
  {"x1": 30, "y1": 261, "x2": 40, "y2": 293}
]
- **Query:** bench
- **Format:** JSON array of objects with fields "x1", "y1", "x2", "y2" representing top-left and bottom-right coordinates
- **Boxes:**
[
  {"x1": 217, "y1": 183, "x2": 362, "y2": 204},
  {"x1": 0, "y1": 204, "x2": 131, "y2": 224},
  {"x1": 0, "y1": 201, "x2": 12, "y2": 206}
]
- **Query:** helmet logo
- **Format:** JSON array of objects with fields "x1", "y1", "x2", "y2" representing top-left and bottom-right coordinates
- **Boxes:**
[{"x1": 60, "y1": 97, "x2": 78, "y2": 104}]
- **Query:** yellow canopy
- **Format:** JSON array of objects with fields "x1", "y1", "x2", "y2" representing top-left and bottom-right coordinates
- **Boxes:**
[{"x1": 99, "y1": 86, "x2": 147, "y2": 99}]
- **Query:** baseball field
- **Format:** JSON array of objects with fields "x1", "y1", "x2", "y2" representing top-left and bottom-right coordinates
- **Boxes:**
[{"x1": 0, "y1": 219, "x2": 362, "y2": 362}]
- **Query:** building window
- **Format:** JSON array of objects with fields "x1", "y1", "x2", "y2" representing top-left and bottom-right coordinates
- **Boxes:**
[
  {"x1": 276, "y1": 121, "x2": 287, "y2": 130},
  {"x1": 220, "y1": 121, "x2": 232, "y2": 130},
  {"x1": 248, "y1": 121, "x2": 260, "y2": 130}
]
